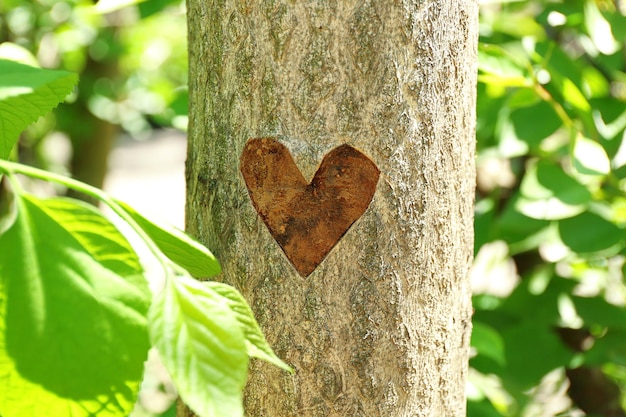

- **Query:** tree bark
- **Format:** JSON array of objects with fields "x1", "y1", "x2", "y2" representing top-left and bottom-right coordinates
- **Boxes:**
[{"x1": 185, "y1": 0, "x2": 477, "y2": 416}]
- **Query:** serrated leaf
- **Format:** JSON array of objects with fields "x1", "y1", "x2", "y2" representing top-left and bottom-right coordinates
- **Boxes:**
[
  {"x1": 0, "y1": 60, "x2": 78, "y2": 160},
  {"x1": 0, "y1": 194, "x2": 150, "y2": 417},
  {"x1": 148, "y1": 274, "x2": 248, "y2": 417},
  {"x1": 115, "y1": 199, "x2": 221, "y2": 278},
  {"x1": 205, "y1": 282, "x2": 291, "y2": 371}
]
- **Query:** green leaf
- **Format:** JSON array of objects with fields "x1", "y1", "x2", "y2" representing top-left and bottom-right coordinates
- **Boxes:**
[
  {"x1": 558, "y1": 212, "x2": 623, "y2": 253},
  {"x1": 0, "y1": 60, "x2": 78, "y2": 160},
  {"x1": 572, "y1": 135, "x2": 610, "y2": 176},
  {"x1": 573, "y1": 296, "x2": 626, "y2": 330},
  {"x1": 533, "y1": 42, "x2": 597, "y2": 137},
  {"x1": 138, "y1": 0, "x2": 183, "y2": 19},
  {"x1": 498, "y1": 273, "x2": 576, "y2": 326},
  {"x1": 508, "y1": 100, "x2": 562, "y2": 149},
  {"x1": 591, "y1": 98, "x2": 626, "y2": 142},
  {"x1": 0, "y1": 182, "x2": 17, "y2": 235},
  {"x1": 605, "y1": 8, "x2": 626, "y2": 40},
  {"x1": 115, "y1": 200, "x2": 221, "y2": 278},
  {"x1": 492, "y1": 11, "x2": 545, "y2": 39},
  {"x1": 148, "y1": 274, "x2": 248, "y2": 417},
  {"x1": 497, "y1": 98, "x2": 563, "y2": 157},
  {"x1": 467, "y1": 397, "x2": 505, "y2": 417},
  {"x1": 517, "y1": 160, "x2": 591, "y2": 220},
  {"x1": 93, "y1": 0, "x2": 147, "y2": 13},
  {"x1": 585, "y1": 330, "x2": 626, "y2": 367},
  {"x1": 0, "y1": 43, "x2": 38, "y2": 67},
  {"x1": 534, "y1": 42, "x2": 586, "y2": 101},
  {"x1": 476, "y1": 83, "x2": 507, "y2": 150},
  {"x1": 158, "y1": 402, "x2": 178, "y2": 417},
  {"x1": 583, "y1": 0, "x2": 619, "y2": 55},
  {"x1": 0, "y1": 194, "x2": 150, "y2": 417},
  {"x1": 495, "y1": 193, "x2": 550, "y2": 251},
  {"x1": 478, "y1": 44, "x2": 532, "y2": 87},
  {"x1": 472, "y1": 321, "x2": 506, "y2": 366},
  {"x1": 205, "y1": 282, "x2": 292, "y2": 371},
  {"x1": 501, "y1": 321, "x2": 574, "y2": 389}
]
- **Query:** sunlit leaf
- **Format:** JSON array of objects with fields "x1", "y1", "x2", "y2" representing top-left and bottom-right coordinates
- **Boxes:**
[
  {"x1": 493, "y1": 13, "x2": 545, "y2": 39},
  {"x1": 0, "y1": 194, "x2": 150, "y2": 417},
  {"x1": 148, "y1": 274, "x2": 248, "y2": 417},
  {"x1": 205, "y1": 281, "x2": 291, "y2": 371},
  {"x1": 92, "y1": 0, "x2": 147, "y2": 14},
  {"x1": 0, "y1": 60, "x2": 77, "y2": 160},
  {"x1": 584, "y1": 0, "x2": 619, "y2": 55},
  {"x1": 115, "y1": 200, "x2": 221, "y2": 278},
  {"x1": 517, "y1": 160, "x2": 591, "y2": 220},
  {"x1": 0, "y1": 43, "x2": 38, "y2": 67},
  {"x1": 572, "y1": 135, "x2": 610, "y2": 176},
  {"x1": 478, "y1": 44, "x2": 532, "y2": 87},
  {"x1": 560, "y1": 77, "x2": 591, "y2": 113}
]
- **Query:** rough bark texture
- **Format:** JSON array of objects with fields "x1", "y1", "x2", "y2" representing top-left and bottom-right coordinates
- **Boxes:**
[{"x1": 185, "y1": 0, "x2": 477, "y2": 416}]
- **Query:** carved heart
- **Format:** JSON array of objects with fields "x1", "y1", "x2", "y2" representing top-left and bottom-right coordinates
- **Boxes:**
[{"x1": 240, "y1": 138, "x2": 380, "y2": 277}]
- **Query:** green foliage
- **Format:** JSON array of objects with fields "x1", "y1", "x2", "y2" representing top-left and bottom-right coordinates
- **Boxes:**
[
  {"x1": 473, "y1": 0, "x2": 626, "y2": 414},
  {"x1": 0, "y1": 59, "x2": 77, "y2": 159},
  {"x1": 147, "y1": 261, "x2": 289, "y2": 417},
  {"x1": 116, "y1": 199, "x2": 222, "y2": 278},
  {"x1": 0, "y1": 0, "x2": 187, "y2": 139},
  {"x1": 0, "y1": 194, "x2": 149, "y2": 416},
  {"x1": 0, "y1": 65, "x2": 289, "y2": 417},
  {"x1": 149, "y1": 276, "x2": 250, "y2": 417}
]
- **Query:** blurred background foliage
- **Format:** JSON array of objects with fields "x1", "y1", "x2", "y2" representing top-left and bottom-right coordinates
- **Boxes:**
[
  {"x1": 472, "y1": 0, "x2": 626, "y2": 416},
  {"x1": 0, "y1": 0, "x2": 187, "y2": 199},
  {"x1": 2, "y1": 0, "x2": 626, "y2": 416}
]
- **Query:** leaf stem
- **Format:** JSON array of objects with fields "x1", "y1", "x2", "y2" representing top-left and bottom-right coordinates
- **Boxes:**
[{"x1": 0, "y1": 158, "x2": 180, "y2": 279}]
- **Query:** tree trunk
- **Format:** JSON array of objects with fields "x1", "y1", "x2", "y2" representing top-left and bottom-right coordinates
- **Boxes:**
[{"x1": 185, "y1": 1, "x2": 477, "y2": 416}]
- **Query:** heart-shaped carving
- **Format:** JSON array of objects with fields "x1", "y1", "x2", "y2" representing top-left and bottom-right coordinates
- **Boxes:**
[{"x1": 240, "y1": 138, "x2": 380, "y2": 277}]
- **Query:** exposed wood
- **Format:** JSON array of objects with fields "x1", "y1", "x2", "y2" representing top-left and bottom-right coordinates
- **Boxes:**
[
  {"x1": 240, "y1": 137, "x2": 379, "y2": 277},
  {"x1": 185, "y1": 0, "x2": 478, "y2": 415}
]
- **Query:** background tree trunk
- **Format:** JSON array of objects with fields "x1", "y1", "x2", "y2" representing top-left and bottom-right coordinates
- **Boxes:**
[{"x1": 185, "y1": 0, "x2": 478, "y2": 416}]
